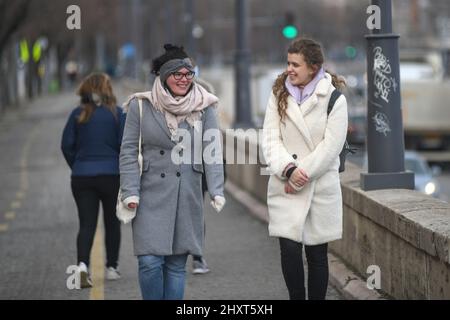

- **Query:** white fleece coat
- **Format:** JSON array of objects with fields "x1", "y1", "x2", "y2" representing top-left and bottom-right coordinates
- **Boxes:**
[{"x1": 262, "y1": 73, "x2": 348, "y2": 245}]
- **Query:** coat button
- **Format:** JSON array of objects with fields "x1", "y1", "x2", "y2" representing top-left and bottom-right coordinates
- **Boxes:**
[
  {"x1": 293, "y1": 154, "x2": 298, "y2": 159},
  {"x1": 160, "y1": 150, "x2": 165, "y2": 155},
  {"x1": 176, "y1": 172, "x2": 181, "y2": 177},
  {"x1": 161, "y1": 173, "x2": 165, "y2": 178}
]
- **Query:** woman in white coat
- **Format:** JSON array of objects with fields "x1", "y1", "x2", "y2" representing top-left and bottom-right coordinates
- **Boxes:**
[{"x1": 262, "y1": 38, "x2": 348, "y2": 300}]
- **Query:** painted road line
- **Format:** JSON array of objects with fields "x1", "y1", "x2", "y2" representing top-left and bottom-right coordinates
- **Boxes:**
[
  {"x1": 89, "y1": 220, "x2": 105, "y2": 300},
  {"x1": 16, "y1": 191, "x2": 25, "y2": 200},
  {"x1": 20, "y1": 175, "x2": 29, "y2": 191},
  {"x1": 4, "y1": 212, "x2": 15, "y2": 220},
  {"x1": 11, "y1": 201, "x2": 21, "y2": 209},
  {"x1": 18, "y1": 123, "x2": 39, "y2": 194},
  {"x1": 0, "y1": 224, "x2": 8, "y2": 232}
]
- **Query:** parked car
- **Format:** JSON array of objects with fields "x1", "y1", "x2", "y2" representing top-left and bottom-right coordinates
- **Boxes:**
[
  {"x1": 362, "y1": 150, "x2": 441, "y2": 198},
  {"x1": 341, "y1": 77, "x2": 367, "y2": 146},
  {"x1": 347, "y1": 111, "x2": 366, "y2": 145},
  {"x1": 404, "y1": 151, "x2": 441, "y2": 198}
]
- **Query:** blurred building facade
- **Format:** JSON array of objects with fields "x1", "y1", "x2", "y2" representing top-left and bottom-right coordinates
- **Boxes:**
[{"x1": 2, "y1": 0, "x2": 450, "y2": 113}]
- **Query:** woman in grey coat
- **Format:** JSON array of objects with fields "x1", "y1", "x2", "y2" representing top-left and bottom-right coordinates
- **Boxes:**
[{"x1": 119, "y1": 44, "x2": 225, "y2": 300}]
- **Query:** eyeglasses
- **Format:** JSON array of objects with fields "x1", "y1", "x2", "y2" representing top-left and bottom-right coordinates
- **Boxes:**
[{"x1": 172, "y1": 71, "x2": 195, "y2": 80}]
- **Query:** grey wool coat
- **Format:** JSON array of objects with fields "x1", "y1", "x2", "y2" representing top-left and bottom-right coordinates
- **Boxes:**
[{"x1": 119, "y1": 97, "x2": 225, "y2": 257}]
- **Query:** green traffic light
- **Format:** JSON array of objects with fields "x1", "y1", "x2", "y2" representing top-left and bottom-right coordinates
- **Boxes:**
[
  {"x1": 282, "y1": 25, "x2": 298, "y2": 39},
  {"x1": 345, "y1": 46, "x2": 357, "y2": 59}
]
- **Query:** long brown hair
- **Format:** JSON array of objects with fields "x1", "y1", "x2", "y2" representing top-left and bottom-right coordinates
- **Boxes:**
[
  {"x1": 272, "y1": 38, "x2": 346, "y2": 120},
  {"x1": 76, "y1": 73, "x2": 117, "y2": 124}
]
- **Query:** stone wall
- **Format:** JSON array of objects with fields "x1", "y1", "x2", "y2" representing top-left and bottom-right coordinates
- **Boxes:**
[{"x1": 333, "y1": 163, "x2": 450, "y2": 299}]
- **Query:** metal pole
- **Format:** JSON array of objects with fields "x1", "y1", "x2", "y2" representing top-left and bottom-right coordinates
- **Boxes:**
[
  {"x1": 185, "y1": 0, "x2": 196, "y2": 59},
  {"x1": 360, "y1": 0, "x2": 414, "y2": 191},
  {"x1": 165, "y1": 1, "x2": 174, "y2": 44},
  {"x1": 132, "y1": 0, "x2": 143, "y2": 80},
  {"x1": 234, "y1": 0, "x2": 254, "y2": 128}
]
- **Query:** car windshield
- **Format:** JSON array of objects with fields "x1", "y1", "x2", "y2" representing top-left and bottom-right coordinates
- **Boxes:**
[{"x1": 405, "y1": 158, "x2": 429, "y2": 175}]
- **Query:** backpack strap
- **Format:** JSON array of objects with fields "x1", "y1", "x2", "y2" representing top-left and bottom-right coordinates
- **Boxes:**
[{"x1": 327, "y1": 89, "x2": 342, "y2": 116}]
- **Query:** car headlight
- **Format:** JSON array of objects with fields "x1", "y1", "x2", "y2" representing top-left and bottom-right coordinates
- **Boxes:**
[{"x1": 424, "y1": 182, "x2": 436, "y2": 195}]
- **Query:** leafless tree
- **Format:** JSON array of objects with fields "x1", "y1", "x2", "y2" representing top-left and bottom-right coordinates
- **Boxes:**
[{"x1": 0, "y1": 0, "x2": 31, "y2": 58}]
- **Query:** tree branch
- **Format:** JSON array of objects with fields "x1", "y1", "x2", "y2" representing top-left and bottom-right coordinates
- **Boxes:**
[{"x1": 0, "y1": 0, "x2": 31, "y2": 55}]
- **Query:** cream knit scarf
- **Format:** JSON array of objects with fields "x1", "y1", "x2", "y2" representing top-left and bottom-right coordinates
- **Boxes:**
[{"x1": 123, "y1": 76, "x2": 219, "y2": 140}]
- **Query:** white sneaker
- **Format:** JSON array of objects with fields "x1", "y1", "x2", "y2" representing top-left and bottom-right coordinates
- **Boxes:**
[
  {"x1": 192, "y1": 258, "x2": 210, "y2": 274},
  {"x1": 105, "y1": 267, "x2": 121, "y2": 280},
  {"x1": 78, "y1": 262, "x2": 93, "y2": 288}
]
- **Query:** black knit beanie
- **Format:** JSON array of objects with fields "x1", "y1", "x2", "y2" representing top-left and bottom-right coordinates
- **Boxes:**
[{"x1": 152, "y1": 44, "x2": 191, "y2": 75}]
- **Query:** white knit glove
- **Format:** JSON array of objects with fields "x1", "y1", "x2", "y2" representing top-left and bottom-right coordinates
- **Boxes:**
[{"x1": 211, "y1": 195, "x2": 226, "y2": 213}]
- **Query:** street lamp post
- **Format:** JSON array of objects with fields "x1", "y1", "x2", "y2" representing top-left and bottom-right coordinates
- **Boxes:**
[
  {"x1": 185, "y1": 0, "x2": 196, "y2": 59},
  {"x1": 131, "y1": 0, "x2": 143, "y2": 80},
  {"x1": 234, "y1": 0, "x2": 254, "y2": 128},
  {"x1": 361, "y1": 0, "x2": 414, "y2": 191},
  {"x1": 165, "y1": 1, "x2": 174, "y2": 44}
]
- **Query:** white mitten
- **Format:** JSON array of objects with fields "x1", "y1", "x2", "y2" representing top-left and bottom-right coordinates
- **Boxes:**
[
  {"x1": 116, "y1": 195, "x2": 139, "y2": 224},
  {"x1": 210, "y1": 195, "x2": 226, "y2": 213}
]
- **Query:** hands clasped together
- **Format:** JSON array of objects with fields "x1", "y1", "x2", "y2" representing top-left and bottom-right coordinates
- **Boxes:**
[{"x1": 285, "y1": 167, "x2": 309, "y2": 194}]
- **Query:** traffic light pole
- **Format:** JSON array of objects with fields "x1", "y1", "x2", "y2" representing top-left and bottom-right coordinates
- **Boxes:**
[
  {"x1": 234, "y1": 0, "x2": 254, "y2": 128},
  {"x1": 360, "y1": 0, "x2": 414, "y2": 191},
  {"x1": 185, "y1": 0, "x2": 196, "y2": 59}
]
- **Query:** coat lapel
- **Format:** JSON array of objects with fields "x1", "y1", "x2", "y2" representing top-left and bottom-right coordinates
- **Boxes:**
[
  {"x1": 285, "y1": 74, "x2": 333, "y2": 151},
  {"x1": 147, "y1": 102, "x2": 174, "y2": 142},
  {"x1": 285, "y1": 96, "x2": 315, "y2": 151},
  {"x1": 300, "y1": 74, "x2": 331, "y2": 116},
  {"x1": 301, "y1": 94, "x2": 319, "y2": 117}
]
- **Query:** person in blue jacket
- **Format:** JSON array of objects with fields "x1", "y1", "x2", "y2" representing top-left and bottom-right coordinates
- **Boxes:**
[{"x1": 61, "y1": 72, "x2": 125, "y2": 288}]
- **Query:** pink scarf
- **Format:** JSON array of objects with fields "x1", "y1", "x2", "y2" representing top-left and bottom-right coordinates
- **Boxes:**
[{"x1": 123, "y1": 76, "x2": 219, "y2": 140}]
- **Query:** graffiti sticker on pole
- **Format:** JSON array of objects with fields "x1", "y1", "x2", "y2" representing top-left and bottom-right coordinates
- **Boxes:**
[{"x1": 373, "y1": 46, "x2": 398, "y2": 103}]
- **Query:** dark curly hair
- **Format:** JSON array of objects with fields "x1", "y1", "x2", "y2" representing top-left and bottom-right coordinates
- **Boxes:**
[{"x1": 151, "y1": 44, "x2": 189, "y2": 75}]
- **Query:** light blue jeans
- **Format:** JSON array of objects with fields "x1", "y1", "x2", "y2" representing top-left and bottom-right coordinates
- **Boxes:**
[{"x1": 138, "y1": 254, "x2": 188, "y2": 300}]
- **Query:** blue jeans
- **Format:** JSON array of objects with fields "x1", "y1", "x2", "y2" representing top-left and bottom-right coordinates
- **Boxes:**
[{"x1": 138, "y1": 254, "x2": 188, "y2": 300}]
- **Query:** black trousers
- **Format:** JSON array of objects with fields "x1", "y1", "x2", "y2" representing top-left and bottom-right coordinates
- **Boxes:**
[
  {"x1": 279, "y1": 238, "x2": 329, "y2": 300},
  {"x1": 71, "y1": 175, "x2": 121, "y2": 269}
]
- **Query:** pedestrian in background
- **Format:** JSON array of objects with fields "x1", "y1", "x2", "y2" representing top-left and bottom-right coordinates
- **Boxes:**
[
  {"x1": 262, "y1": 38, "x2": 348, "y2": 300},
  {"x1": 192, "y1": 154, "x2": 227, "y2": 275},
  {"x1": 119, "y1": 44, "x2": 225, "y2": 300},
  {"x1": 61, "y1": 73, "x2": 125, "y2": 288},
  {"x1": 190, "y1": 74, "x2": 219, "y2": 275}
]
